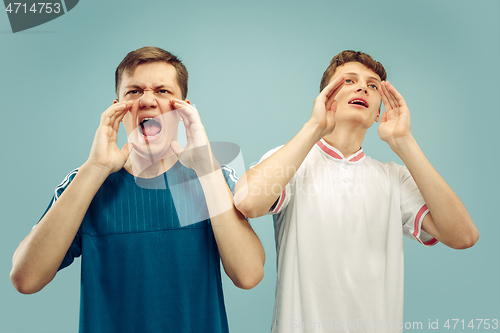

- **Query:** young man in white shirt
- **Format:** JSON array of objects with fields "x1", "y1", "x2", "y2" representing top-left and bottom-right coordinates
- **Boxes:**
[{"x1": 235, "y1": 50, "x2": 478, "y2": 332}]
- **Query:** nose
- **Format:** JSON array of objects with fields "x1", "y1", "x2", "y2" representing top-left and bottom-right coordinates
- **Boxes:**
[
  {"x1": 139, "y1": 89, "x2": 157, "y2": 108},
  {"x1": 356, "y1": 85, "x2": 368, "y2": 94}
]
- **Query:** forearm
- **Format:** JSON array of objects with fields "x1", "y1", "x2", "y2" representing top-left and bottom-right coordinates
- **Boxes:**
[
  {"x1": 393, "y1": 137, "x2": 478, "y2": 247},
  {"x1": 197, "y1": 169, "x2": 265, "y2": 289},
  {"x1": 235, "y1": 121, "x2": 322, "y2": 218},
  {"x1": 11, "y1": 162, "x2": 108, "y2": 294}
]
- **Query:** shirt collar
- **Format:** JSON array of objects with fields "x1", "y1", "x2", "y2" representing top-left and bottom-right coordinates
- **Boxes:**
[{"x1": 316, "y1": 139, "x2": 365, "y2": 162}]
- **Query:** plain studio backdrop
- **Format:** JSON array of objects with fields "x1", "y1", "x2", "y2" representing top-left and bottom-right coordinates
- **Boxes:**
[{"x1": 1, "y1": 1, "x2": 499, "y2": 332}]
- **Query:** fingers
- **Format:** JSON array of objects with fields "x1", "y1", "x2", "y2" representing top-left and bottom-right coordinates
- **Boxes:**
[
  {"x1": 113, "y1": 106, "x2": 131, "y2": 131},
  {"x1": 326, "y1": 94, "x2": 335, "y2": 111},
  {"x1": 382, "y1": 81, "x2": 404, "y2": 110},
  {"x1": 379, "y1": 82, "x2": 391, "y2": 110},
  {"x1": 385, "y1": 81, "x2": 407, "y2": 109},
  {"x1": 380, "y1": 82, "x2": 393, "y2": 109},
  {"x1": 101, "y1": 101, "x2": 132, "y2": 129},
  {"x1": 327, "y1": 99, "x2": 337, "y2": 113},
  {"x1": 321, "y1": 74, "x2": 346, "y2": 102},
  {"x1": 102, "y1": 101, "x2": 132, "y2": 122},
  {"x1": 175, "y1": 107, "x2": 192, "y2": 127},
  {"x1": 325, "y1": 103, "x2": 336, "y2": 129},
  {"x1": 380, "y1": 82, "x2": 399, "y2": 121},
  {"x1": 379, "y1": 111, "x2": 387, "y2": 123},
  {"x1": 172, "y1": 99, "x2": 201, "y2": 125},
  {"x1": 324, "y1": 75, "x2": 346, "y2": 111}
]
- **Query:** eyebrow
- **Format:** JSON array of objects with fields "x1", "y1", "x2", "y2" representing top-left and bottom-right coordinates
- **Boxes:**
[
  {"x1": 123, "y1": 84, "x2": 175, "y2": 90},
  {"x1": 124, "y1": 85, "x2": 142, "y2": 90},
  {"x1": 153, "y1": 84, "x2": 174, "y2": 90},
  {"x1": 344, "y1": 72, "x2": 381, "y2": 83}
]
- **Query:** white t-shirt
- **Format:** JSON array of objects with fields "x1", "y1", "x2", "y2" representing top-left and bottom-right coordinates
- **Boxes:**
[{"x1": 258, "y1": 139, "x2": 437, "y2": 333}]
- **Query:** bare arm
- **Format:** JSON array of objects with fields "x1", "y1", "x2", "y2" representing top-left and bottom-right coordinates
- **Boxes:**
[
  {"x1": 170, "y1": 99, "x2": 265, "y2": 289},
  {"x1": 234, "y1": 75, "x2": 346, "y2": 218},
  {"x1": 379, "y1": 82, "x2": 478, "y2": 249},
  {"x1": 198, "y1": 169, "x2": 265, "y2": 289},
  {"x1": 10, "y1": 101, "x2": 133, "y2": 294}
]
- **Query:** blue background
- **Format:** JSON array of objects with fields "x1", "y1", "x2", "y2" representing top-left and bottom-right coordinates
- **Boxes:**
[{"x1": 1, "y1": 0, "x2": 499, "y2": 332}]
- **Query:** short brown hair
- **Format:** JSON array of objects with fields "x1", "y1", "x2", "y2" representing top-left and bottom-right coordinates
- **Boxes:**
[
  {"x1": 115, "y1": 46, "x2": 188, "y2": 99},
  {"x1": 319, "y1": 50, "x2": 387, "y2": 92}
]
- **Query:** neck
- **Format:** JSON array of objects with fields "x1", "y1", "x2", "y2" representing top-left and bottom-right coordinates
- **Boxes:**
[
  {"x1": 322, "y1": 123, "x2": 367, "y2": 158},
  {"x1": 124, "y1": 150, "x2": 178, "y2": 178}
]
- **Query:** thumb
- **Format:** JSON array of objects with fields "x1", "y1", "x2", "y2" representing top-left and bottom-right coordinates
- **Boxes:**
[
  {"x1": 329, "y1": 100, "x2": 338, "y2": 112},
  {"x1": 170, "y1": 141, "x2": 184, "y2": 157},
  {"x1": 121, "y1": 142, "x2": 134, "y2": 157},
  {"x1": 380, "y1": 112, "x2": 387, "y2": 123}
]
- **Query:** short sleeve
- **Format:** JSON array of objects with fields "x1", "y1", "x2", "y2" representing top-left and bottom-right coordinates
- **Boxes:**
[
  {"x1": 221, "y1": 165, "x2": 238, "y2": 195},
  {"x1": 220, "y1": 164, "x2": 250, "y2": 223},
  {"x1": 399, "y1": 166, "x2": 438, "y2": 246},
  {"x1": 36, "y1": 168, "x2": 84, "y2": 270},
  {"x1": 253, "y1": 145, "x2": 294, "y2": 215}
]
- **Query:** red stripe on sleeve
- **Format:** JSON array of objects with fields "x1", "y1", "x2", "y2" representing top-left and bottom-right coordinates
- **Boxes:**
[
  {"x1": 423, "y1": 238, "x2": 439, "y2": 246},
  {"x1": 413, "y1": 204, "x2": 438, "y2": 245},
  {"x1": 273, "y1": 188, "x2": 287, "y2": 213}
]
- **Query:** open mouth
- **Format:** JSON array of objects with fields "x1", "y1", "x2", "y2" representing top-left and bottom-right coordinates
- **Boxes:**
[
  {"x1": 140, "y1": 118, "x2": 162, "y2": 137},
  {"x1": 348, "y1": 99, "x2": 368, "y2": 108}
]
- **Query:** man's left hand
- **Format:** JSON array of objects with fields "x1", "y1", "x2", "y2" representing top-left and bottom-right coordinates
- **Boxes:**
[
  {"x1": 170, "y1": 99, "x2": 219, "y2": 175},
  {"x1": 378, "y1": 81, "x2": 414, "y2": 152}
]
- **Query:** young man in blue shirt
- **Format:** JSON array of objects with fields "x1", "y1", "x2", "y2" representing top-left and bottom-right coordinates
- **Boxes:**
[{"x1": 11, "y1": 46, "x2": 265, "y2": 333}]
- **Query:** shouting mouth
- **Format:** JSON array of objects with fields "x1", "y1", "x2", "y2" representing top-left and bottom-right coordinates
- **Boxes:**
[
  {"x1": 348, "y1": 98, "x2": 369, "y2": 108},
  {"x1": 140, "y1": 118, "x2": 162, "y2": 138},
  {"x1": 127, "y1": 111, "x2": 179, "y2": 160}
]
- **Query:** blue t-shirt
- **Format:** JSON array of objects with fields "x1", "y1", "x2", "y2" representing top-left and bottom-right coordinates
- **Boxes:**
[{"x1": 43, "y1": 161, "x2": 238, "y2": 333}]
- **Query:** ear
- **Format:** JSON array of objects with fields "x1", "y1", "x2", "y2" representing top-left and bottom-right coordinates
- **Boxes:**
[
  {"x1": 375, "y1": 107, "x2": 381, "y2": 122},
  {"x1": 185, "y1": 99, "x2": 191, "y2": 105},
  {"x1": 113, "y1": 99, "x2": 118, "y2": 104}
]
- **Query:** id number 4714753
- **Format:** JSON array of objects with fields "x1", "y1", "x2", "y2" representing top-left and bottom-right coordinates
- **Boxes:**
[
  {"x1": 5, "y1": 3, "x2": 61, "y2": 14},
  {"x1": 443, "y1": 319, "x2": 498, "y2": 330}
]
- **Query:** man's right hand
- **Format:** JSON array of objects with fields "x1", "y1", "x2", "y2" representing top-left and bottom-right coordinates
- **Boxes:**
[
  {"x1": 307, "y1": 74, "x2": 346, "y2": 140},
  {"x1": 10, "y1": 101, "x2": 133, "y2": 294},
  {"x1": 86, "y1": 101, "x2": 133, "y2": 176},
  {"x1": 235, "y1": 74, "x2": 346, "y2": 219}
]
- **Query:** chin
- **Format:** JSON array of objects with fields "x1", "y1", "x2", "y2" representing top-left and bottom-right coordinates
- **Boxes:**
[
  {"x1": 338, "y1": 112, "x2": 368, "y2": 125},
  {"x1": 133, "y1": 142, "x2": 174, "y2": 163}
]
